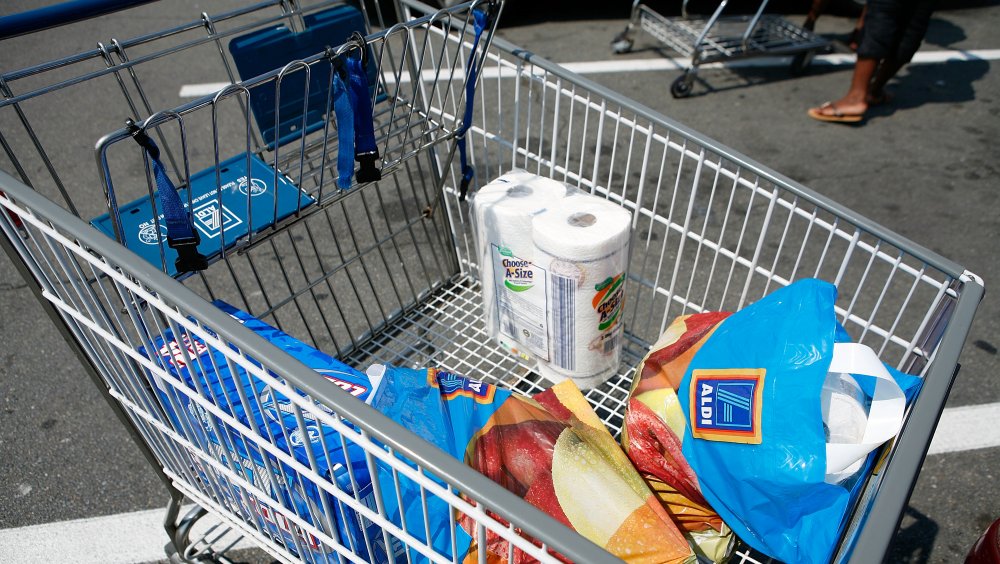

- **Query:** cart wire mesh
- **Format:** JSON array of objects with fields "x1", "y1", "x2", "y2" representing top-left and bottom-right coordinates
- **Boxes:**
[{"x1": 0, "y1": 0, "x2": 985, "y2": 562}]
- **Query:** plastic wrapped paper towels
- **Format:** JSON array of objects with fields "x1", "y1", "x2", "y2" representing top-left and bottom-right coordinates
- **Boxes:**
[
  {"x1": 473, "y1": 171, "x2": 569, "y2": 363},
  {"x1": 473, "y1": 171, "x2": 631, "y2": 389}
]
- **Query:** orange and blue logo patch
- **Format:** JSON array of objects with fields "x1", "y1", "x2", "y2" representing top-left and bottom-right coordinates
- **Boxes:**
[
  {"x1": 428, "y1": 368, "x2": 496, "y2": 404},
  {"x1": 690, "y1": 368, "x2": 765, "y2": 444}
]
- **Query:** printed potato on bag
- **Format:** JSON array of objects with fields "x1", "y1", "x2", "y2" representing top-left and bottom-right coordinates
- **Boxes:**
[
  {"x1": 367, "y1": 364, "x2": 696, "y2": 564},
  {"x1": 622, "y1": 312, "x2": 735, "y2": 562}
]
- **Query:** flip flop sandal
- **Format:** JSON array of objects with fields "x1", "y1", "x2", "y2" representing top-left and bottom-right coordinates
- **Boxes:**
[{"x1": 807, "y1": 102, "x2": 864, "y2": 123}]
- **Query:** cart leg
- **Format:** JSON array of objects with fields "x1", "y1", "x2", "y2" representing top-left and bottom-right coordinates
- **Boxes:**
[
  {"x1": 164, "y1": 496, "x2": 211, "y2": 563},
  {"x1": 611, "y1": 0, "x2": 643, "y2": 54},
  {"x1": 790, "y1": 49, "x2": 817, "y2": 76},
  {"x1": 611, "y1": 27, "x2": 635, "y2": 54}
]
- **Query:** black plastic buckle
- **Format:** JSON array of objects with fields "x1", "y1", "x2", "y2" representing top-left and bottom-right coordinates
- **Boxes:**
[
  {"x1": 169, "y1": 232, "x2": 208, "y2": 273},
  {"x1": 459, "y1": 166, "x2": 475, "y2": 201},
  {"x1": 355, "y1": 150, "x2": 381, "y2": 183},
  {"x1": 485, "y1": 0, "x2": 499, "y2": 24}
]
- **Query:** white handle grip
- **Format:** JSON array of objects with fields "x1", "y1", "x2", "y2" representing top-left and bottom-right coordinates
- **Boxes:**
[{"x1": 825, "y1": 343, "x2": 906, "y2": 475}]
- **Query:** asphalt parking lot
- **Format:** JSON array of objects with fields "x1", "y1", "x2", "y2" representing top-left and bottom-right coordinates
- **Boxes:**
[{"x1": 0, "y1": 0, "x2": 997, "y2": 562}]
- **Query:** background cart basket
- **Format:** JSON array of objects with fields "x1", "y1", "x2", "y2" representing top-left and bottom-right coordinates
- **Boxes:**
[{"x1": 611, "y1": 0, "x2": 833, "y2": 97}]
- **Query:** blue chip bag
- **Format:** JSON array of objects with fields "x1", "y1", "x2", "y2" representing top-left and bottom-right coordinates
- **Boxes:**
[
  {"x1": 364, "y1": 365, "x2": 507, "y2": 562},
  {"x1": 365, "y1": 364, "x2": 698, "y2": 564}
]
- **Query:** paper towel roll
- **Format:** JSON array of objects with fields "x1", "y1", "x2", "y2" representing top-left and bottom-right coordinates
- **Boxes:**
[
  {"x1": 822, "y1": 372, "x2": 869, "y2": 483},
  {"x1": 822, "y1": 372, "x2": 868, "y2": 445},
  {"x1": 531, "y1": 194, "x2": 631, "y2": 388},
  {"x1": 472, "y1": 172, "x2": 568, "y2": 363}
]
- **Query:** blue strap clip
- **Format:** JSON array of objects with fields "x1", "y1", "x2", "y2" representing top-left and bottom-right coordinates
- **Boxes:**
[
  {"x1": 457, "y1": 3, "x2": 497, "y2": 201},
  {"x1": 126, "y1": 119, "x2": 208, "y2": 273},
  {"x1": 345, "y1": 32, "x2": 381, "y2": 184},
  {"x1": 326, "y1": 33, "x2": 381, "y2": 190}
]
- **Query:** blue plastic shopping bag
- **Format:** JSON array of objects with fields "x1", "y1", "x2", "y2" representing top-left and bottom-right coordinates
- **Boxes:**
[{"x1": 677, "y1": 279, "x2": 920, "y2": 564}]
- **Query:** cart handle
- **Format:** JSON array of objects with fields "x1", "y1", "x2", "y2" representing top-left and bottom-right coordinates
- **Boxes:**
[{"x1": 0, "y1": 0, "x2": 157, "y2": 40}]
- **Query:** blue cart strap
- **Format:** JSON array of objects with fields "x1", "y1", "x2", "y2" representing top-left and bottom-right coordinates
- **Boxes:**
[
  {"x1": 332, "y1": 66, "x2": 356, "y2": 190},
  {"x1": 127, "y1": 121, "x2": 207, "y2": 272},
  {"x1": 345, "y1": 36, "x2": 380, "y2": 183},
  {"x1": 457, "y1": 9, "x2": 489, "y2": 201}
]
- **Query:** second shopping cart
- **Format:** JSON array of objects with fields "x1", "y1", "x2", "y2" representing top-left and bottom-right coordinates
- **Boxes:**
[{"x1": 612, "y1": 0, "x2": 832, "y2": 97}]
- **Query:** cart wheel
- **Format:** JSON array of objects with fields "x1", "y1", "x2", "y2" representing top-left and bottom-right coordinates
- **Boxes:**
[
  {"x1": 611, "y1": 31, "x2": 633, "y2": 54},
  {"x1": 790, "y1": 50, "x2": 815, "y2": 76},
  {"x1": 670, "y1": 76, "x2": 693, "y2": 99}
]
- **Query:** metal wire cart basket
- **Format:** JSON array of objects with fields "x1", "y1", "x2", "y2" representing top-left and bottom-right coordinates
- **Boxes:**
[{"x1": 0, "y1": 0, "x2": 983, "y2": 562}]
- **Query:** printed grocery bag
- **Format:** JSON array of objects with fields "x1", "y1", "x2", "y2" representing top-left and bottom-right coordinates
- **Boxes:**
[
  {"x1": 622, "y1": 310, "x2": 734, "y2": 562},
  {"x1": 669, "y1": 279, "x2": 920, "y2": 564},
  {"x1": 138, "y1": 300, "x2": 397, "y2": 562},
  {"x1": 367, "y1": 364, "x2": 696, "y2": 563}
]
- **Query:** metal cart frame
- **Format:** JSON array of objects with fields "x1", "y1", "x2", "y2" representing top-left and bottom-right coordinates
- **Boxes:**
[
  {"x1": 611, "y1": 0, "x2": 832, "y2": 97},
  {"x1": 0, "y1": 0, "x2": 983, "y2": 562}
]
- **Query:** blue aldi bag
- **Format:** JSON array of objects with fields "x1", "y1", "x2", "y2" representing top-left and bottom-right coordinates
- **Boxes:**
[{"x1": 676, "y1": 279, "x2": 920, "y2": 564}]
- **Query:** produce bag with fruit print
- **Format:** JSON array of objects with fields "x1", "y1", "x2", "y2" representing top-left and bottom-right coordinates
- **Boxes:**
[
  {"x1": 622, "y1": 310, "x2": 734, "y2": 562},
  {"x1": 366, "y1": 364, "x2": 696, "y2": 563}
]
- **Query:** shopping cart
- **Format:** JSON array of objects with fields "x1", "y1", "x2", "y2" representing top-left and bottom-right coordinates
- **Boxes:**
[
  {"x1": 0, "y1": 0, "x2": 984, "y2": 562},
  {"x1": 611, "y1": 0, "x2": 833, "y2": 97}
]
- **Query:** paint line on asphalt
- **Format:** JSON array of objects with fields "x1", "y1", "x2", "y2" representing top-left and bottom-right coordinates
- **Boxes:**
[
  {"x1": 178, "y1": 82, "x2": 231, "y2": 97},
  {"x1": 561, "y1": 48, "x2": 1000, "y2": 74},
  {"x1": 926, "y1": 401, "x2": 1000, "y2": 456},
  {"x1": 0, "y1": 505, "x2": 254, "y2": 564},
  {"x1": 178, "y1": 48, "x2": 1000, "y2": 97}
]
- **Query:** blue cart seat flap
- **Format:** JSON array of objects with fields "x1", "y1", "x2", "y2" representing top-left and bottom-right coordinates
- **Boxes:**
[
  {"x1": 91, "y1": 154, "x2": 313, "y2": 277},
  {"x1": 229, "y1": 3, "x2": 379, "y2": 149}
]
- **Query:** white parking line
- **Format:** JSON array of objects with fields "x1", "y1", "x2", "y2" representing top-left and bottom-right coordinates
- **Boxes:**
[
  {"x1": 0, "y1": 506, "x2": 252, "y2": 564},
  {"x1": 178, "y1": 48, "x2": 1000, "y2": 97},
  {"x1": 1, "y1": 402, "x2": 996, "y2": 562},
  {"x1": 561, "y1": 48, "x2": 1000, "y2": 73},
  {"x1": 926, "y1": 401, "x2": 1000, "y2": 456}
]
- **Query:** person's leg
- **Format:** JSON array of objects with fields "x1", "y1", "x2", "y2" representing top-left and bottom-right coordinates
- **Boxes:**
[
  {"x1": 869, "y1": 0, "x2": 936, "y2": 101},
  {"x1": 868, "y1": 56, "x2": 903, "y2": 104},
  {"x1": 808, "y1": 0, "x2": 897, "y2": 120},
  {"x1": 803, "y1": 0, "x2": 831, "y2": 31},
  {"x1": 847, "y1": 5, "x2": 867, "y2": 51}
]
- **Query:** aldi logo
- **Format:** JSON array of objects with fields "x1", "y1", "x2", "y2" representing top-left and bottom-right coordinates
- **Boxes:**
[
  {"x1": 192, "y1": 200, "x2": 243, "y2": 238},
  {"x1": 690, "y1": 368, "x2": 765, "y2": 444}
]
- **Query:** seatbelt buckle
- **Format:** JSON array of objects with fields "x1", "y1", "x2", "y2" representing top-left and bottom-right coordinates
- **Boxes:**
[
  {"x1": 168, "y1": 232, "x2": 208, "y2": 273},
  {"x1": 355, "y1": 150, "x2": 381, "y2": 183},
  {"x1": 459, "y1": 166, "x2": 475, "y2": 201}
]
